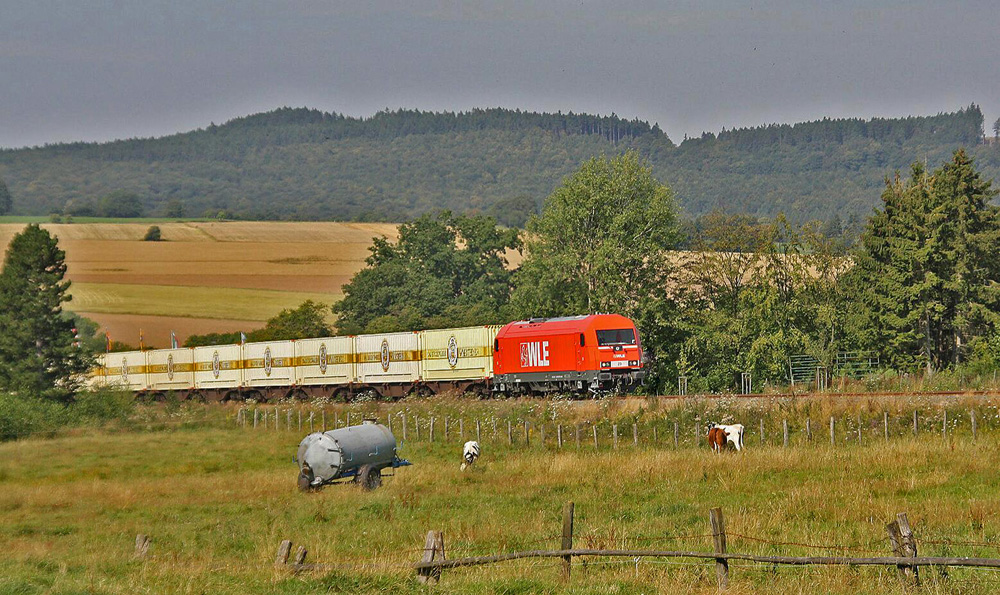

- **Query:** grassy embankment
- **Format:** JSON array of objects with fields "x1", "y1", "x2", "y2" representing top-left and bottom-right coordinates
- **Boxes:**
[{"x1": 2, "y1": 396, "x2": 1000, "y2": 594}]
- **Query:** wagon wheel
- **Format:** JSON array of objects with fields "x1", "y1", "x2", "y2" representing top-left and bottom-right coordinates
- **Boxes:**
[
  {"x1": 356, "y1": 465, "x2": 382, "y2": 491},
  {"x1": 467, "y1": 384, "x2": 491, "y2": 400},
  {"x1": 332, "y1": 387, "x2": 351, "y2": 403},
  {"x1": 407, "y1": 385, "x2": 433, "y2": 399},
  {"x1": 288, "y1": 388, "x2": 310, "y2": 402}
]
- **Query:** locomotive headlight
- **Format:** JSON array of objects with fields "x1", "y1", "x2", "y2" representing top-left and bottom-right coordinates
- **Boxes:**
[
  {"x1": 629, "y1": 360, "x2": 638, "y2": 366},
  {"x1": 600, "y1": 362, "x2": 611, "y2": 369}
]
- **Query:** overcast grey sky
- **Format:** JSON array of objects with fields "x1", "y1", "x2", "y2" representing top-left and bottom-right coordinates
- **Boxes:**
[{"x1": 2, "y1": 1, "x2": 998, "y2": 149}]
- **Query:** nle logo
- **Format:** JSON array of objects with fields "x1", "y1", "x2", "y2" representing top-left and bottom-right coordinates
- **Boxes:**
[{"x1": 520, "y1": 341, "x2": 550, "y2": 367}]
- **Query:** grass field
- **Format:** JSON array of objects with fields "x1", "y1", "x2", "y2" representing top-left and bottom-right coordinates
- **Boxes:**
[
  {"x1": 0, "y1": 221, "x2": 397, "y2": 346},
  {"x1": 3, "y1": 397, "x2": 1000, "y2": 594}
]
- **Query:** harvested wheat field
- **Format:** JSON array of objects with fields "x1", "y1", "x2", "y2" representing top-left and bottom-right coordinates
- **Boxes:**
[{"x1": 0, "y1": 221, "x2": 398, "y2": 345}]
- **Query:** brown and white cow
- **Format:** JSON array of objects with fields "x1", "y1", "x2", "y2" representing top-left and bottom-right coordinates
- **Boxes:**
[{"x1": 706, "y1": 422, "x2": 744, "y2": 452}]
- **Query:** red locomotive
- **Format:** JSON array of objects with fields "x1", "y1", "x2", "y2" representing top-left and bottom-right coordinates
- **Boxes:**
[{"x1": 492, "y1": 314, "x2": 645, "y2": 395}]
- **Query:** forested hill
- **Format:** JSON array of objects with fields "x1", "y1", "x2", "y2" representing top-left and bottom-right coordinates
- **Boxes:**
[{"x1": 1, "y1": 105, "x2": 996, "y2": 224}]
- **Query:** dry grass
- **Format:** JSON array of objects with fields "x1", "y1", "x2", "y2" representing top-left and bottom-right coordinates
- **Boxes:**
[
  {"x1": 67, "y1": 282, "x2": 337, "y2": 322},
  {"x1": 75, "y1": 312, "x2": 264, "y2": 348},
  {"x1": 2, "y1": 399, "x2": 1000, "y2": 594},
  {"x1": 0, "y1": 221, "x2": 396, "y2": 345}
]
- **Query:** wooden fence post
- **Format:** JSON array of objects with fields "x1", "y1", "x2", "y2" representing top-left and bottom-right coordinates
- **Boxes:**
[
  {"x1": 388, "y1": 413, "x2": 393, "y2": 435},
  {"x1": 135, "y1": 534, "x2": 150, "y2": 558},
  {"x1": 507, "y1": 420, "x2": 513, "y2": 445},
  {"x1": 806, "y1": 418, "x2": 812, "y2": 442},
  {"x1": 558, "y1": 424, "x2": 563, "y2": 448},
  {"x1": 783, "y1": 420, "x2": 789, "y2": 447},
  {"x1": 308, "y1": 411, "x2": 314, "y2": 432},
  {"x1": 401, "y1": 414, "x2": 408, "y2": 441},
  {"x1": 416, "y1": 530, "x2": 445, "y2": 584},
  {"x1": 275, "y1": 539, "x2": 292, "y2": 567},
  {"x1": 830, "y1": 416, "x2": 835, "y2": 446},
  {"x1": 613, "y1": 424, "x2": 618, "y2": 449},
  {"x1": 476, "y1": 419, "x2": 481, "y2": 442},
  {"x1": 884, "y1": 412, "x2": 889, "y2": 441},
  {"x1": 562, "y1": 502, "x2": 574, "y2": 579},
  {"x1": 971, "y1": 409, "x2": 977, "y2": 441},
  {"x1": 593, "y1": 425, "x2": 598, "y2": 449},
  {"x1": 710, "y1": 508, "x2": 729, "y2": 589},
  {"x1": 913, "y1": 410, "x2": 918, "y2": 436},
  {"x1": 760, "y1": 419, "x2": 765, "y2": 445},
  {"x1": 633, "y1": 423, "x2": 639, "y2": 447},
  {"x1": 524, "y1": 421, "x2": 530, "y2": 445},
  {"x1": 444, "y1": 417, "x2": 449, "y2": 441},
  {"x1": 885, "y1": 519, "x2": 906, "y2": 581},
  {"x1": 293, "y1": 545, "x2": 307, "y2": 565},
  {"x1": 253, "y1": 408, "x2": 258, "y2": 429},
  {"x1": 674, "y1": 421, "x2": 679, "y2": 448},
  {"x1": 653, "y1": 426, "x2": 658, "y2": 444},
  {"x1": 430, "y1": 417, "x2": 435, "y2": 442},
  {"x1": 298, "y1": 409, "x2": 302, "y2": 432},
  {"x1": 287, "y1": 409, "x2": 291, "y2": 431},
  {"x1": 322, "y1": 410, "x2": 326, "y2": 432},
  {"x1": 897, "y1": 513, "x2": 919, "y2": 584}
]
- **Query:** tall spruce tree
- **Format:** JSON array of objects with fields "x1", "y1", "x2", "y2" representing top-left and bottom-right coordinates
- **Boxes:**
[
  {"x1": 0, "y1": 224, "x2": 91, "y2": 401},
  {"x1": 0, "y1": 178, "x2": 11, "y2": 215},
  {"x1": 846, "y1": 150, "x2": 1000, "y2": 371}
]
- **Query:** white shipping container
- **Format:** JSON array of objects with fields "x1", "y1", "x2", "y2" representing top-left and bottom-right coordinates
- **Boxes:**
[
  {"x1": 103, "y1": 350, "x2": 148, "y2": 391},
  {"x1": 86, "y1": 353, "x2": 108, "y2": 389},
  {"x1": 146, "y1": 348, "x2": 195, "y2": 392},
  {"x1": 242, "y1": 340, "x2": 295, "y2": 387},
  {"x1": 295, "y1": 336, "x2": 354, "y2": 386},
  {"x1": 354, "y1": 332, "x2": 421, "y2": 384},
  {"x1": 193, "y1": 344, "x2": 243, "y2": 390},
  {"x1": 420, "y1": 326, "x2": 499, "y2": 382}
]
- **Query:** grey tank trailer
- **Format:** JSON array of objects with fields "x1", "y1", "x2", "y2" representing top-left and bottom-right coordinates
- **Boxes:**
[{"x1": 296, "y1": 420, "x2": 411, "y2": 491}]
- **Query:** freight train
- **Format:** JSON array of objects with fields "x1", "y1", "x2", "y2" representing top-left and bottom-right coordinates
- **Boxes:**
[{"x1": 88, "y1": 314, "x2": 644, "y2": 401}]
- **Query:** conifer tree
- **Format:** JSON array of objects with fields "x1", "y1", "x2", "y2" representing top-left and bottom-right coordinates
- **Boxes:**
[
  {"x1": 846, "y1": 150, "x2": 1000, "y2": 371},
  {"x1": 0, "y1": 224, "x2": 91, "y2": 401},
  {"x1": 0, "y1": 178, "x2": 11, "y2": 215}
]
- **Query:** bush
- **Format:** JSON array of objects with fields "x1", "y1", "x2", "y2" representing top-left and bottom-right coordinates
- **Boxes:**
[
  {"x1": 0, "y1": 387, "x2": 135, "y2": 442},
  {"x1": 73, "y1": 387, "x2": 134, "y2": 423},
  {"x1": 0, "y1": 393, "x2": 68, "y2": 441},
  {"x1": 143, "y1": 225, "x2": 162, "y2": 241}
]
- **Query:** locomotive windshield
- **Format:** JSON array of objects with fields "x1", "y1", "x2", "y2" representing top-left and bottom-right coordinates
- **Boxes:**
[{"x1": 596, "y1": 329, "x2": 636, "y2": 346}]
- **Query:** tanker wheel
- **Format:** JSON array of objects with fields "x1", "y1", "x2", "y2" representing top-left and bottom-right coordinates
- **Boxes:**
[{"x1": 357, "y1": 465, "x2": 383, "y2": 491}]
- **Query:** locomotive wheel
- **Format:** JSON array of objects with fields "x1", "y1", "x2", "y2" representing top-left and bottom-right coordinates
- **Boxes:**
[{"x1": 356, "y1": 465, "x2": 383, "y2": 491}]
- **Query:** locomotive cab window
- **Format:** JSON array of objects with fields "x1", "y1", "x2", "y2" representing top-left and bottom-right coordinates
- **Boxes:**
[
  {"x1": 596, "y1": 329, "x2": 636, "y2": 346},
  {"x1": 579, "y1": 333, "x2": 585, "y2": 346}
]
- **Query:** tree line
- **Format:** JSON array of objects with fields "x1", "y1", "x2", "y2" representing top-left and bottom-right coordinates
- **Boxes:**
[
  {"x1": 0, "y1": 148, "x2": 997, "y2": 403},
  {"x1": 1, "y1": 106, "x2": 997, "y2": 224},
  {"x1": 333, "y1": 149, "x2": 1000, "y2": 393}
]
